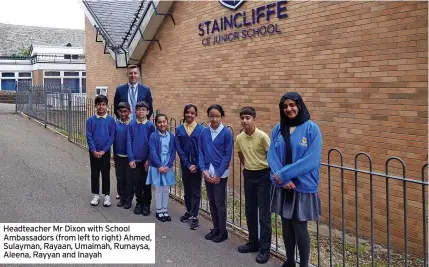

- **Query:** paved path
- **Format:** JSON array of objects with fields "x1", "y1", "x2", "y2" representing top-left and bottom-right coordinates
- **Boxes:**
[{"x1": 0, "y1": 104, "x2": 283, "y2": 267}]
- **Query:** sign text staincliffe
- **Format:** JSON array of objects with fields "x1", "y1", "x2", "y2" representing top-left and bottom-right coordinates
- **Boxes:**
[{"x1": 198, "y1": 1, "x2": 288, "y2": 46}]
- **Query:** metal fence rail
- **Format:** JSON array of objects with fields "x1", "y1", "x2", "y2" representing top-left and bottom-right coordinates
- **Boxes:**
[{"x1": 16, "y1": 84, "x2": 428, "y2": 267}]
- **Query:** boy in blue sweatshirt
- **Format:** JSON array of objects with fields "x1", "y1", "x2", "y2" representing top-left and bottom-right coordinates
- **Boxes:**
[
  {"x1": 127, "y1": 101, "x2": 156, "y2": 216},
  {"x1": 114, "y1": 102, "x2": 132, "y2": 209},
  {"x1": 198, "y1": 104, "x2": 233, "y2": 243},
  {"x1": 86, "y1": 95, "x2": 116, "y2": 207}
]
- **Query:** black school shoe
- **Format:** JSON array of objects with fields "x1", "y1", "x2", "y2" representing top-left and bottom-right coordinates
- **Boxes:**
[
  {"x1": 180, "y1": 212, "x2": 191, "y2": 222},
  {"x1": 255, "y1": 251, "x2": 270, "y2": 264},
  {"x1": 163, "y1": 212, "x2": 171, "y2": 221},
  {"x1": 189, "y1": 218, "x2": 199, "y2": 230},
  {"x1": 134, "y1": 204, "x2": 142, "y2": 214},
  {"x1": 212, "y1": 232, "x2": 228, "y2": 243},
  {"x1": 156, "y1": 212, "x2": 166, "y2": 222},
  {"x1": 116, "y1": 197, "x2": 125, "y2": 207},
  {"x1": 142, "y1": 204, "x2": 150, "y2": 216},
  {"x1": 205, "y1": 229, "x2": 219, "y2": 240},
  {"x1": 237, "y1": 242, "x2": 259, "y2": 253},
  {"x1": 123, "y1": 198, "x2": 132, "y2": 209}
]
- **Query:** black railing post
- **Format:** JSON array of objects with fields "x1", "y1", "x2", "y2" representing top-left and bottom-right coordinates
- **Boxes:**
[
  {"x1": 15, "y1": 81, "x2": 18, "y2": 113},
  {"x1": 67, "y1": 87, "x2": 72, "y2": 141},
  {"x1": 44, "y1": 88, "x2": 48, "y2": 128}
]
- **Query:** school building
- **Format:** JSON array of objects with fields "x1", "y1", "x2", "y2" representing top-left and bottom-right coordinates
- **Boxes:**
[
  {"x1": 82, "y1": 0, "x2": 428, "y2": 256},
  {"x1": 0, "y1": 23, "x2": 86, "y2": 93}
]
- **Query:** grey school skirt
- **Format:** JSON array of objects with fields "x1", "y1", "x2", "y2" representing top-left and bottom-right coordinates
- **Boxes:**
[{"x1": 270, "y1": 184, "x2": 321, "y2": 221}]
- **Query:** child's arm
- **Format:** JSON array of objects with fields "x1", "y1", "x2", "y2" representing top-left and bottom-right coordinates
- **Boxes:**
[
  {"x1": 149, "y1": 133, "x2": 163, "y2": 168},
  {"x1": 277, "y1": 125, "x2": 322, "y2": 181},
  {"x1": 267, "y1": 126, "x2": 285, "y2": 186},
  {"x1": 167, "y1": 133, "x2": 176, "y2": 168},
  {"x1": 126, "y1": 125, "x2": 135, "y2": 163},
  {"x1": 235, "y1": 139, "x2": 244, "y2": 166},
  {"x1": 86, "y1": 118, "x2": 96, "y2": 153},
  {"x1": 214, "y1": 131, "x2": 233, "y2": 178},
  {"x1": 102, "y1": 118, "x2": 116, "y2": 153},
  {"x1": 175, "y1": 129, "x2": 190, "y2": 169},
  {"x1": 197, "y1": 133, "x2": 207, "y2": 172}
]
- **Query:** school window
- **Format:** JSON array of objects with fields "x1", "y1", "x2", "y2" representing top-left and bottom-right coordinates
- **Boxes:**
[
  {"x1": 82, "y1": 78, "x2": 86, "y2": 93},
  {"x1": 18, "y1": 72, "x2": 31, "y2": 78},
  {"x1": 44, "y1": 78, "x2": 61, "y2": 87},
  {"x1": 64, "y1": 78, "x2": 80, "y2": 93},
  {"x1": 1, "y1": 80, "x2": 16, "y2": 90},
  {"x1": 1, "y1": 72, "x2": 15, "y2": 78},
  {"x1": 45, "y1": 71, "x2": 60, "y2": 77}
]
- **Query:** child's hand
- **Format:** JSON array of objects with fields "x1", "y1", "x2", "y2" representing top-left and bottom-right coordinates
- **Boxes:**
[
  {"x1": 158, "y1": 167, "x2": 165, "y2": 173},
  {"x1": 144, "y1": 160, "x2": 149, "y2": 171},
  {"x1": 282, "y1": 181, "x2": 295, "y2": 190},
  {"x1": 189, "y1": 165, "x2": 197, "y2": 173},
  {"x1": 164, "y1": 166, "x2": 169, "y2": 173},
  {"x1": 92, "y1": 151, "x2": 99, "y2": 158},
  {"x1": 129, "y1": 161, "x2": 136, "y2": 168},
  {"x1": 273, "y1": 173, "x2": 282, "y2": 185},
  {"x1": 212, "y1": 176, "x2": 221, "y2": 184},
  {"x1": 98, "y1": 151, "x2": 105, "y2": 157},
  {"x1": 202, "y1": 171, "x2": 212, "y2": 183}
]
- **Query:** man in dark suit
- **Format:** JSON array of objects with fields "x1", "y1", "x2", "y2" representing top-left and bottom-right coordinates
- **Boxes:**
[{"x1": 114, "y1": 65, "x2": 153, "y2": 120}]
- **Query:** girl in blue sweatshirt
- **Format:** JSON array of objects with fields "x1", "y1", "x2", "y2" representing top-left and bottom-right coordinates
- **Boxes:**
[
  {"x1": 146, "y1": 114, "x2": 176, "y2": 222},
  {"x1": 267, "y1": 92, "x2": 322, "y2": 267},
  {"x1": 198, "y1": 104, "x2": 233, "y2": 243},
  {"x1": 175, "y1": 104, "x2": 204, "y2": 230}
]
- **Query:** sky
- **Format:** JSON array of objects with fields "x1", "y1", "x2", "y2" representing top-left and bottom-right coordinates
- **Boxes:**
[{"x1": 0, "y1": 0, "x2": 85, "y2": 29}]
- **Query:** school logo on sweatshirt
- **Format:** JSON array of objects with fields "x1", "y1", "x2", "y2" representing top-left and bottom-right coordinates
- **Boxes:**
[
  {"x1": 219, "y1": 0, "x2": 245, "y2": 10},
  {"x1": 300, "y1": 137, "x2": 308, "y2": 147}
]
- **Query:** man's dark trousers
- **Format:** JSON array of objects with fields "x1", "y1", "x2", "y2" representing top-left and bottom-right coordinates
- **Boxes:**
[{"x1": 243, "y1": 168, "x2": 272, "y2": 253}]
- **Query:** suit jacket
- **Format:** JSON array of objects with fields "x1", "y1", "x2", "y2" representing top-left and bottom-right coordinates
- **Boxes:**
[{"x1": 114, "y1": 83, "x2": 153, "y2": 119}]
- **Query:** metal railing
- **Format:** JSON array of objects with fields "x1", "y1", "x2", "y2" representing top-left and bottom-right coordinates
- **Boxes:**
[{"x1": 16, "y1": 84, "x2": 428, "y2": 267}]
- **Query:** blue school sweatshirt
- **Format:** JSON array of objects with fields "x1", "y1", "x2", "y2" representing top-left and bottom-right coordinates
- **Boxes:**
[
  {"x1": 86, "y1": 114, "x2": 116, "y2": 153},
  {"x1": 198, "y1": 126, "x2": 233, "y2": 178},
  {"x1": 267, "y1": 120, "x2": 322, "y2": 193},
  {"x1": 126, "y1": 120, "x2": 155, "y2": 162},
  {"x1": 149, "y1": 131, "x2": 176, "y2": 168},
  {"x1": 175, "y1": 123, "x2": 203, "y2": 170},
  {"x1": 113, "y1": 120, "x2": 130, "y2": 156}
]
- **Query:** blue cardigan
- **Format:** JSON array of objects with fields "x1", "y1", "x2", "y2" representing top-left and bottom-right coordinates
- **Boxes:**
[
  {"x1": 113, "y1": 83, "x2": 153, "y2": 119},
  {"x1": 149, "y1": 131, "x2": 176, "y2": 168},
  {"x1": 175, "y1": 124, "x2": 203, "y2": 170},
  {"x1": 86, "y1": 115, "x2": 116, "y2": 153},
  {"x1": 267, "y1": 121, "x2": 322, "y2": 193},
  {"x1": 198, "y1": 126, "x2": 233, "y2": 178},
  {"x1": 113, "y1": 120, "x2": 129, "y2": 156}
]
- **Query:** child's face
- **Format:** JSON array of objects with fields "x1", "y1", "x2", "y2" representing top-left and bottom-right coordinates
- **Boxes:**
[
  {"x1": 135, "y1": 107, "x2": 148, "y2": 119},
  {"x1": 96, "y1": 102, "x2": 107, "y2": 115},
  {"x1": 240, "y1": 114, "x2": 255, "y2": 131},
  {"x1": 208, "y1": 108, "x2": 222, "y2": 129},
  {"x1": 118, "y1": 108, "x2": 130, "y2": 121},
  {"x1": 185, "y1": 107, "x2": 197, "y2": 124},
  {"x1": 283, "y1": 99, "x2": 299, "y2": 120},
  {"x1": 156, "y1": 116, "x2": 168, "y2": 133}
]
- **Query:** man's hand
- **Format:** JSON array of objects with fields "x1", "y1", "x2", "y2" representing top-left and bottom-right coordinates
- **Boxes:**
[
  {"x1": 282, "y1": 181, "x2": 295, "y2": 190},
  {"x1": 274, "y1": 173, "x2": 282, "y2": 184},
  {"x1": 129, "y1": 161, "x2": 136, "y2": 168},
  {"x1": 144, "y1": 160, "x2": 149, "y2": 171}
]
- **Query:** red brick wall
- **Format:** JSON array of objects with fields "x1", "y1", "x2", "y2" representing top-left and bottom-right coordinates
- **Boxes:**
[
  {"x1": 86, "y1": 1, "x2": 428, "y2": 255},
  {"x1": 140, "y1": 1, "x2": 428, "y2": 255}
]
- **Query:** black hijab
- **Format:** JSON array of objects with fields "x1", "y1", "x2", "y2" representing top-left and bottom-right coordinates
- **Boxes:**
[{"x1": 279, "y1": 92, "x2": 310, "y2": 165}]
